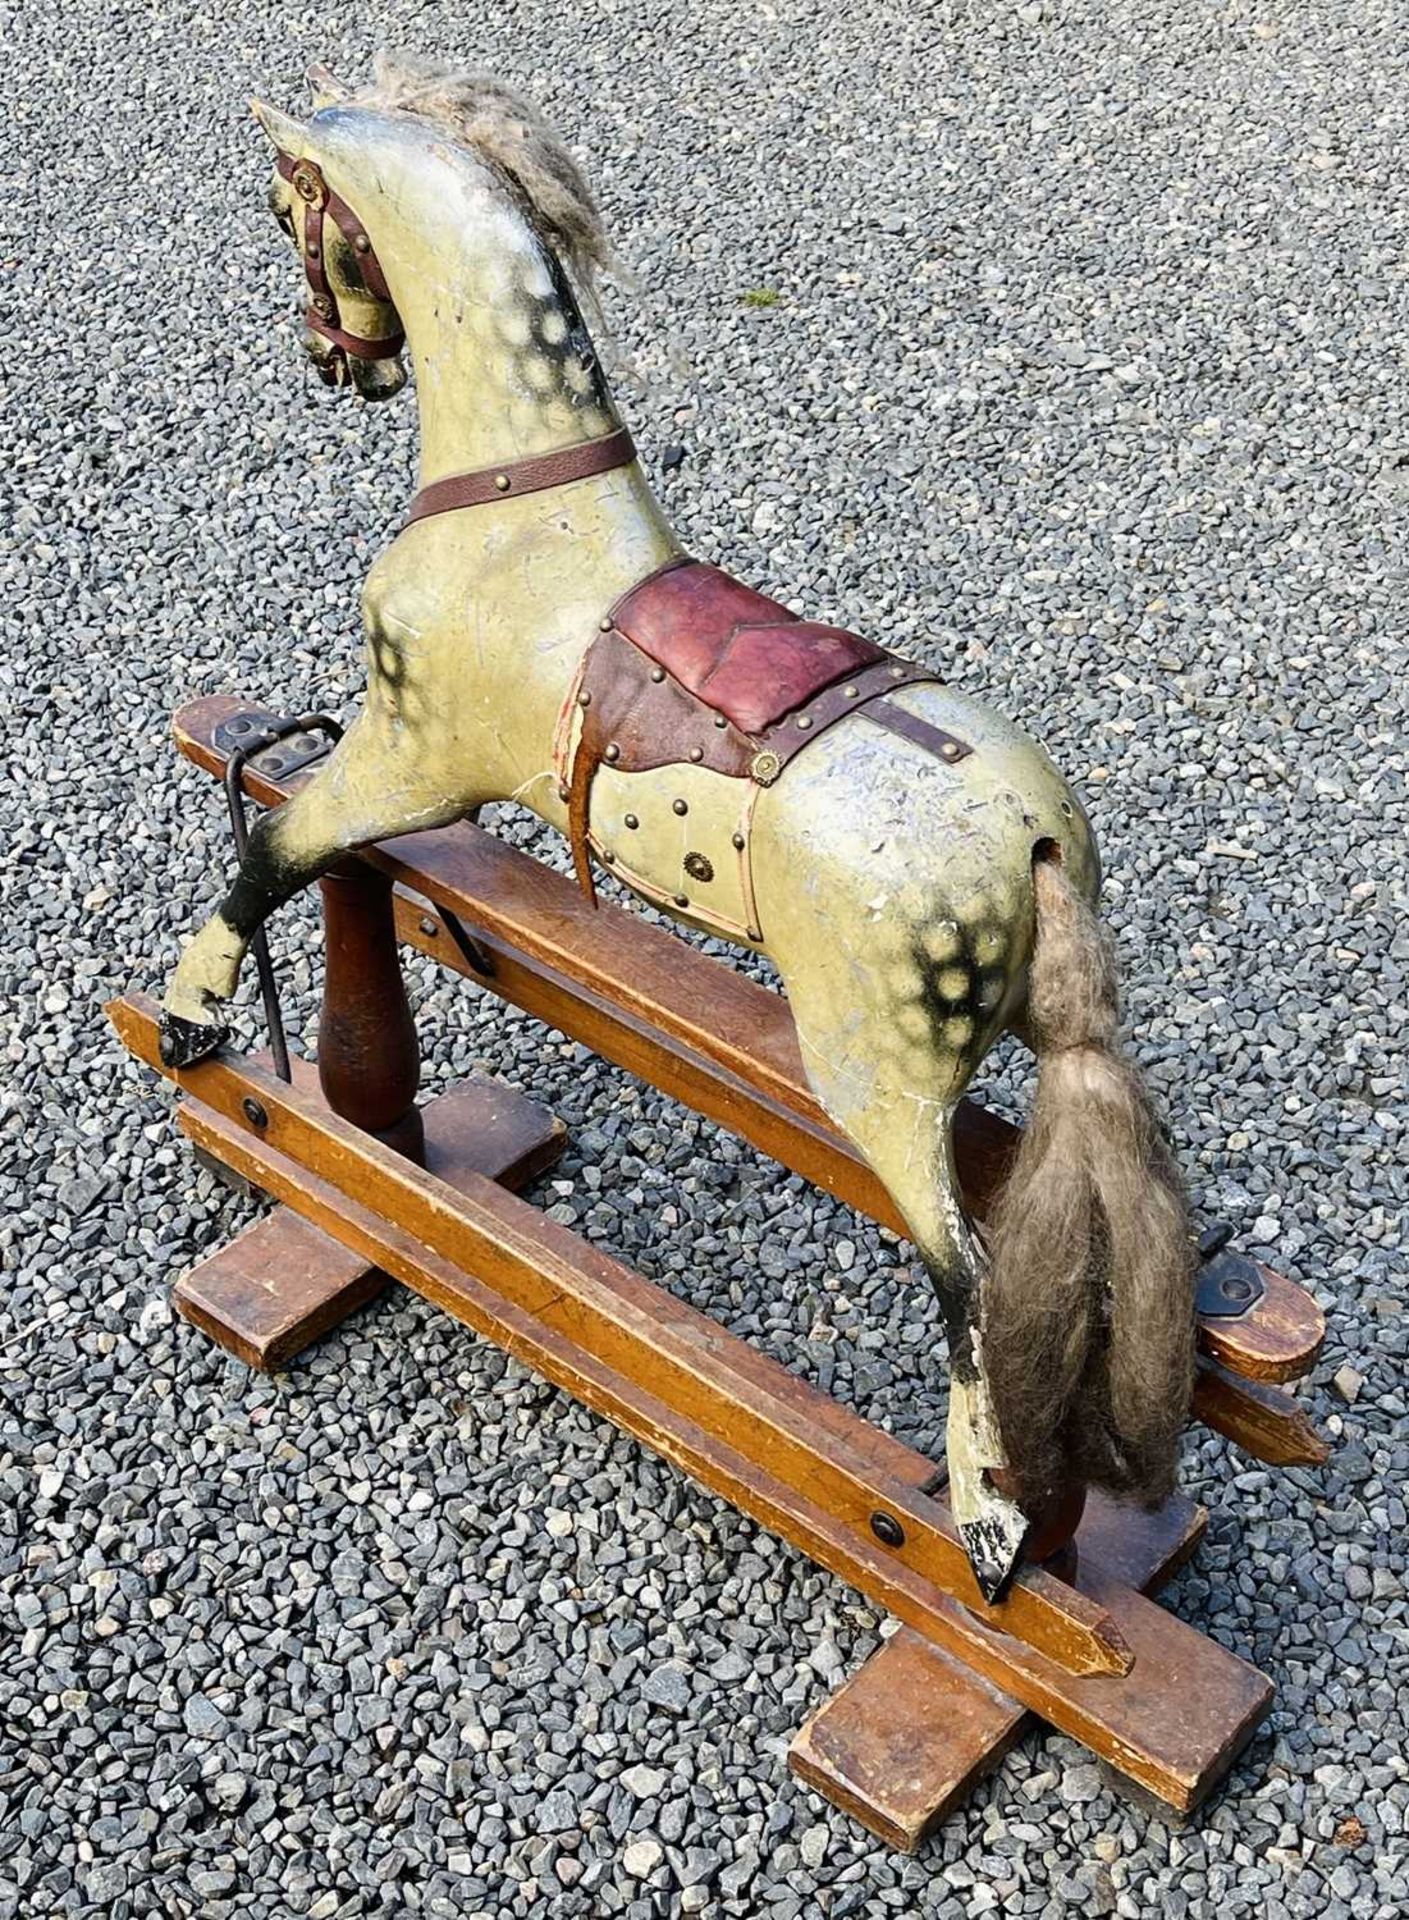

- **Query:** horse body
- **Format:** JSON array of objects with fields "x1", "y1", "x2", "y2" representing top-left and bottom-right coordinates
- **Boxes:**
[{"x1": 162, "y1": 70, "x2": 1193, "y2": 1601}]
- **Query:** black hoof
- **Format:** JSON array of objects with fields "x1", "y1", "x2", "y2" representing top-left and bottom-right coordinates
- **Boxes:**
[
  {"x1": 959, "y1": 1514, "x2": 1029, "y2": 1607},
  {"x1": 158, "y1": 1010, "x2": 229, "y2": 1068}
]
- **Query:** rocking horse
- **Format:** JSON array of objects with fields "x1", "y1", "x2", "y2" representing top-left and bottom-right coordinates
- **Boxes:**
[{"x1": 109, "y1": 61, "x2": 1327, "y2": 1846}]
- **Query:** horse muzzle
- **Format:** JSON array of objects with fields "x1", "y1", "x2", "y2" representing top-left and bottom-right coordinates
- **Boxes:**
[{"x1": 304, "y1": 330, "x2": 408, "y2": 401}]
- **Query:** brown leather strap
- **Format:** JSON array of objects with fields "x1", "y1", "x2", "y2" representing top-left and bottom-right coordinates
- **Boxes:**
[
  {"x1": 276, "y1": 151, "x2": 402, "y2": 363},
  {"x1": 861, "y1": 697, "x2": 973, "y2": 765},
  {"x1": 405, "y1": 429, "x2": 637, "y2": 527}
]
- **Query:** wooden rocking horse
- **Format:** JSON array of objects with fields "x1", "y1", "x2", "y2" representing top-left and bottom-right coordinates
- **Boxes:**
[{"x1": 109, "y1": 60, "x2": 1327, "y2": 1846}]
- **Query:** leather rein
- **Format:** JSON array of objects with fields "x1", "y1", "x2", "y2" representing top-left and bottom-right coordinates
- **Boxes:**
[{"x1": 276, "y1": 151, "x2": 405, "y2": 365}]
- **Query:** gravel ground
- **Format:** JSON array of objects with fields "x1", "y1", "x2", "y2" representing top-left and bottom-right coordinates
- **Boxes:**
[{"x1": 3, "y1": 2, "x2": 1406, "y2": 1915}]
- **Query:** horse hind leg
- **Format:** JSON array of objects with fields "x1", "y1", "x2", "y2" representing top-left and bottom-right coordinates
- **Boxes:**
[
  {"x1": 160, "y1": 713, "x2": 476, "y2": 1065},
  {"x1": 781, "y1": 983, "x2": 1032, "y2": 1601}
]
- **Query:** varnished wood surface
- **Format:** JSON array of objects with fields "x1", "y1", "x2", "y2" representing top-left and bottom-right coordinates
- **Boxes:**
[
  {"x1": 118, "y1": 991, "x2": 1125, "y2": 1679},
  {"x1": 1196, "y1": 1263, "x2": 1327, "y2": 1384},
  {"x1": 114, "y1": 993, "x2": 1275, "y2": 1811},
  {"x1": 174, "y1": 1071, "x2": 566, "y2": 1369},
  {"x1": 790, "y1": 1493, "x2": 1208, "y2": 1849},
  {"x1": 1192, "y1": 1356, "x2": 1330, "y2": 1467},
  {"x1": 170, "y1": 694, "x2": 1327, "y2": 1394}
]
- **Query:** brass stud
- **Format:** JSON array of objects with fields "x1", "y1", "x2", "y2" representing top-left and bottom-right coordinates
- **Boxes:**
[
  {"x1": 603, "y1": 849, "x2": 616, "y2": 864},
  {"x1": 844, "y1": 684, "x2": 859, "y2": 699},
  {"x1": 714, "y1": 715, "x2": 728, "y2": 728},
  {"x1": 689, "y1": 746, "x2": 704, "y2": 763},
  {"x1": 354, "y1": 234, "x2": 371, "y2": 253},
  {"x1": 796, "y1": 715, "x2": 813, "y2": 730},
  {"x1": 312, "y1": 294, "x2": 334, "y2": 319},
  {"x1": 672, "y1": 798, "x2": 688, "y2": 816},
  {"x1": 558, "y1": 782, "x2": 570, "y2": 802},
  {"x1": 674, "y1": 894, "x2": 689, "y2": 908},
  {"x1": 494, "y1": 473, "x2": 511, "y2": 492},
  {"x1": 732, "y1": 832, "x2": 746, "y2": 851},
  {"x1": 889, "y1": 664, "x2": 905, "y2": 677},
  {"x1": 624, "y1": 813, "x2": 639, "y2": 830},
  {"x1": 942, "y1": 741, "x2": 960, "y2": 760},
  {"x1": 747, "y1": 925, "x2": 762, "y2": 942},
  {"x1": 599, "y1": 615, "x2": 613, "y2": 631},
  {"x1": 605, "y1": 743, "x2": 621, "y2": 763},
  {"x1": 292, "y1": 161, "x2": 324, "y2": 205},
  {"x1": 577, "y1": 689, "x2": 592, "y2": 707},
  {"x1": 650, "y1": 666, "x2": 666, "y2": 683}
]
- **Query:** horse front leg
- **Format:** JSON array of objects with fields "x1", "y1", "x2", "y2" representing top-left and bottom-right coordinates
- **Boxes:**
[{"x1": 160, "y1": 710, "x2": 476, "y2": 1065}]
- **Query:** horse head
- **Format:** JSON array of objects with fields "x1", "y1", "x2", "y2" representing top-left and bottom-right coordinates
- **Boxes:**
[{"x1": 252, "y1": 75, "x2": 408, "y2": 402}]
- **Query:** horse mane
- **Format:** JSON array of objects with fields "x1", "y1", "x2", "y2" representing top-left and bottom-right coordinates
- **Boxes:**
[{"x1": 353, "y1": 56, "x2": 617, "y2": 300}]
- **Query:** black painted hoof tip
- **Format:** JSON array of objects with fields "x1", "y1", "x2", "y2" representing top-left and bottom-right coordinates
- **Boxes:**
[
  {"x1": 159, "y1": 1011, "x2": 228, "y2": 1068},
  {"x1": 959, "y1": 1520, "x2": 1028, "y2": 1608}
]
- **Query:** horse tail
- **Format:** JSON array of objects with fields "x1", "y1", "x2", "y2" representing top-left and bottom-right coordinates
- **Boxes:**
[{"x1": 981, "y1": 850, "x2": 1196, "y2": 1517}]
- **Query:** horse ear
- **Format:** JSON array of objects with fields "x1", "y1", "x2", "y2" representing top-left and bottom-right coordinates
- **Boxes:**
[
  {"x1": 249, "y1": 98, "x2": 308, "y2": 152},
  {"x1": 306, "y1": 63, "x2": 350, "y2": 109}
]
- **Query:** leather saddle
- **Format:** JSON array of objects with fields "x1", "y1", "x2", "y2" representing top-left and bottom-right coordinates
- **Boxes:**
[{"x1": 561, "y1": 558, "x2": 970, "y2": 906}]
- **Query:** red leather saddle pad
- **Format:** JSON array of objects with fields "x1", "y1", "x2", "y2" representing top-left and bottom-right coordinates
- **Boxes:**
[{"x1": 610, "y1": 560, "x2": 884, "y2": 737}]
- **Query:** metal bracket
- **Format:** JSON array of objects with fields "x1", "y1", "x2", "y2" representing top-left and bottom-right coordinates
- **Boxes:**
[
  {"x1": 1195, "y1": 1222, "x2": 1266, "y2": 1320},
  {"x1": 213, "y1": 708, "x2": 337, "y2": 783},
  {"x1": 216, "y1": 706, "x2": 344, "y2": 1085}
]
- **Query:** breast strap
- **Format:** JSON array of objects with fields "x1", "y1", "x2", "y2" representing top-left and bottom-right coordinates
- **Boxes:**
[{"x1": 404, "y1": 428, "x2": 637, "y2": 527}]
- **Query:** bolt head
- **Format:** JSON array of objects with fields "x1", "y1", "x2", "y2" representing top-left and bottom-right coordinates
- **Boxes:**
[{"x1": 870, "y1": 1511, "x2": 906, "y2": 1549}]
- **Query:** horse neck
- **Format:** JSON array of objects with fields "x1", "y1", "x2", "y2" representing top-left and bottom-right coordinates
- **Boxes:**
[{"x1": 363, "y1": 147, "x2": 624, "y2": 487}]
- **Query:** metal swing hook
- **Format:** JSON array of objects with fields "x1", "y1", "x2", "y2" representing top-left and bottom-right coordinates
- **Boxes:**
[{"x1": 220, "y1": 710, "x2": 345, "y2": 1084}]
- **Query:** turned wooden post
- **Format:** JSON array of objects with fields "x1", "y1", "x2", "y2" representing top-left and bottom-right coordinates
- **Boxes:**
[{"x1": 317, "y1": 860, "x2": 426, "y2": 1163}]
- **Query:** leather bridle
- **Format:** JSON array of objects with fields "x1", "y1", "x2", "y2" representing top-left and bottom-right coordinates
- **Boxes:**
[{"x1": 275, "y1": 151, "x2": 405, "y2": 368}]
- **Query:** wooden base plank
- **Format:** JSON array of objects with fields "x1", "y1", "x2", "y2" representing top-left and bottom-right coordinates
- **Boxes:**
[
  {"x1": 1193, "y1": 1355, "x2": 1330, "y2": 1468},
  {"x1": 169, "y1": 695, "x2": 1327, "y2": 1397},
  {"x1": 175, "y1": 1075, "x2": 566, "y2": 1368},
  {"x1": 790, "y1": 1493, "x2": 1207, "y2": 1849},
  {"x1": 111, "y1": 993, "x2": 1274, "y2": 1815}
]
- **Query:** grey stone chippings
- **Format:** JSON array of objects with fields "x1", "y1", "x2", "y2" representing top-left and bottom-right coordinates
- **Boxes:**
[{"x1": 0, "y1": 2, "x2": 1404, "y2": 1917}]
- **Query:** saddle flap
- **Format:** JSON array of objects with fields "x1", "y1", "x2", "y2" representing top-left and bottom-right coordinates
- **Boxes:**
[{"x1": 612, "y1": 560, "x2": 884, "y2": 735}]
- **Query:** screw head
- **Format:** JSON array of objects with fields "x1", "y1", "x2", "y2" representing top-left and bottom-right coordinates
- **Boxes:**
[
  {"x1": 418, "y1": 917, "x2": 438, "y2": 938},
  {"x1": 870, "y1": 1511, "x2": 906, "y2": 1550}
]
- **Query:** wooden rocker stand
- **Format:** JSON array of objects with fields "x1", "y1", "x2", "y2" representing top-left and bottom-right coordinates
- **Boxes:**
[{"x1": 109, "y1": 697, "x2": 1328, "y2": 1851}]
